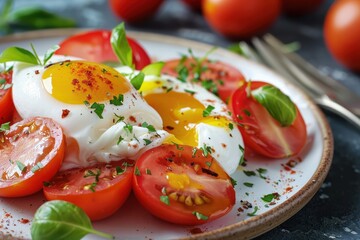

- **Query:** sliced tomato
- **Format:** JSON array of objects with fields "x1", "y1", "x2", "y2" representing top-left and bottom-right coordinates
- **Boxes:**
[
  {"x1": 55, "y1": 30, "x2": 151, "y2": 70},
  {"x1": 133, "y1": 144, "x2": 235, "y2": 225},
  {"x1": 0, "y1": 70, "x2": 15, "y2": 124},
  {"x1": 162, "y1": 58, "x2": 245, "y2": 102},
  {"x1": 0, "y1": 117, "x2": 65, "y2": 197},
  {"x1": 229, "y1": 81, "x2": 307, "y2": 158},
  {"x1": 43, "y1": 159, "x2": 134, "y2": 221}
]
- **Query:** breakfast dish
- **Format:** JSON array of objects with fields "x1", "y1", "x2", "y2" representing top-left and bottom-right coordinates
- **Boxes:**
[{"x1": 0, "y1": 28, "x2": 333, "y2": 239}]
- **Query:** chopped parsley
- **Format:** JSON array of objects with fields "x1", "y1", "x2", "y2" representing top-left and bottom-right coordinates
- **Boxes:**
[
  {"x1": 123, "y1": 124, "x2": 133, "y2": 134},
  {"x1": 228, "y1": 123, "x2": 234, "y2": 130},
  {"x1": 247, "y1": 206, "x2": 259, "y2": 216},
  {"x1": 243, "y1": 182, "x2": 254, "y2": 187},
  {"x1": 203, "y1": 105, "x2": 215, "y2": 117},
  {"x1": 117, "y1": 135, "x2": 124, "y2": 145},
  {"x1": 160, "y1": 195, "x2": 170, "y2": 205},
  {"x1": 114, "y1": 113, "x2": 125, "y2": 123},
  {"x1": 200, "y1": 143, "x2": 212, "y2": 157},
  {"x1": 110, "y1": 94, "x2": 124, "y2": 106},
  {"x1": 243, "y1": 109, "x2": 251, "y2": 117},
  {"x1": 142, "y1": 122, "x2": 156, "y2": 132},
  {"x1": 184, "y1": 89, "x2": 196, "y2": 95},
  {"x1": 16, "y1": 161, "x2": 26, "y2": 173},
  {"x1": 90, "y1": 102, "x2": 105, "y2": 119},
  {"x1": 177, "y1": 66, "x2": 189, "y2": 83},
  {"x1": 243, "y1": 170, "x2": 256, "y2": 177},
  {"x1": 192, "y1": 211, "x2": 208, "y2": 221},
  {"x1": 144, "y1": 139, "x2": 152, "y2": 145},
  {"x1": 261, "y1": 193, "x2": 275, "y2": 203},
  {"x1": 145, "y1": 168, "x2": 152, "y2": 175},
  {"x1": 130, "y1": 72, "x2": 145, "y2": 90},
  {"x1": 31, "y1": 162, "x2": 44, "y2": 173},
  {"x1": 230, "y1": 177, "x2": 237, "y2": 187},
  {"x1": 238, "y1": 144, "x2": 245, "y2": 166},
  {"x1": 0, "y1": 122, "x2": 10, "y2": 132},
  {"x1": 134, "y1": 166, "x2": 141, "y2": 176},
  {"x1": 256, "y1": 168, "x2": 268, "y2": 179},
  {"x1": 116, "y1": 166, "x2": 124, "y2": 175}
]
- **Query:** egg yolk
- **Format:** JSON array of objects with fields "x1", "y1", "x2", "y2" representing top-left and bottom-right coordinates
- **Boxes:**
[
  {"x1": 42, "y1": 61, "x2": 130, "y2": 104},
  {"x1": 144, "y1": 91, "x2": 230, "y2": 146}
]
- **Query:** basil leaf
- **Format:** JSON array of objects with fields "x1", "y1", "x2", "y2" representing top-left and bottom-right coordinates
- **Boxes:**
[
  {"x1": 141, "y1": 62, "x2": 164, "y2": 76},
  {"x1": 0, "y1": 46, "x2": 38, "y2": 64},
  {"x1": 130, "y1": 71, "x2": 145, "y2": 90},
  {"x1": 0, "y1": 0, "x2": 13, "y2": 33},
  {"x1": 7, "y1": 8, "x2": 75, "y2": 29},
  {"x1": 31, "y1": 200, "x2": 114, "y2": 240},
  {"x1": 251, "y1": 85, "x2": 296, "y2": 127},
  {"x1": 43, "y1": 45, "x2": 60, "y2": 65},
  {"x1": 111, "y1": 22, "x2": 133, "y2": 68}
]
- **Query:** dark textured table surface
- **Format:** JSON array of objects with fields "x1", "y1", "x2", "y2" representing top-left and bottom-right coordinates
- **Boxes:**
[{"x1": 2, "y1": 0, "x2": 360, "y2": 239}]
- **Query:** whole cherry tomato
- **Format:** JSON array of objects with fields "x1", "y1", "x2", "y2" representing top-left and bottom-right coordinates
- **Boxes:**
[
  {"x1": 202, "y1": 0, "x2": 281, "y2": 39},
  {"x1": 109, "y1": 0, "x2": 164, "y2": 23},
  {"x1": 182, "y1": 0, "x2": 202, "y2": 12},
  {"x1": 324, "y1": 0, "x2": 360, "y2": 71},
  {"x1": 0, "y1": 70, "x2": 14, "y2": 124}
]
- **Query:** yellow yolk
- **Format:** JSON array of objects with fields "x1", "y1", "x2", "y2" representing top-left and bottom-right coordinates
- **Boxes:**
[
  {"x1": 166, "y1": 172, "x2": 203, "y2": 190},
  {"x1": 42, "y1": 61, "x2": 130, "y2": 104},
  {"x1": 144, "y1": 91, "x2": 230, "y2": 146}
]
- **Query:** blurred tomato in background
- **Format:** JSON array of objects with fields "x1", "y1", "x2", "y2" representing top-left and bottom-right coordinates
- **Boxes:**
[
  {"x1": 281, "y1": 0, "x2": 325, "y2": 16},
  {"x1": 324, "y1": 0, "x2": 360, "y2": 72},
  {"x1": 202, "y1": 0, "x2": 281, "y2": 39},
  {"x1": 109, "y1": 0, "x2": 164, "y2": 23}
]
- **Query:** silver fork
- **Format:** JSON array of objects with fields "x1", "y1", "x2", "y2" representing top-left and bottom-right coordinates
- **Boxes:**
[{"x1": 238, "y1": 35, "x2": 360, "y2": 130}]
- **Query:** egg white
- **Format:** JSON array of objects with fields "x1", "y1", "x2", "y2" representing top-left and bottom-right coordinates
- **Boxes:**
[{"x1": 12, "y1": 55, "x2": 170, "y2": 170}]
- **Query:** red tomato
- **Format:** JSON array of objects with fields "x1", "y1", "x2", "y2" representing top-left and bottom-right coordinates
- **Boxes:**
[
  {"x1": 202, "y1": 0, "x2": 281, "y2": 39},
  {"x1": 229, "y1": 81, "x2": 307, "y2": 158},
  {"x1": 133, "y1": 144, "x2": 235, "y2": 225},
  {"x1": 161, "y1": 58, "x2": 245, "y2": 102},
  {"x1": 55, "y1": 30, "x2": 151, "y2": 70},
  {"x1": 282, "y1": 0, "x2": 324, "y2": 16},
  {"x1": 182, "y1": 0, "x2": 202, "y2": 12},
  {"x1": 43, "y1": 159, "x2": 134, "y2": 221},
  {"x1": 0, "y1": 117, "x2": 65, "y2": 197},
  {"x1": 109, "y1": 0, "x2": 164, "y2": 23},
  {"x1": 0, "y1": 70, "x2": 14, "y2": 124},
  {"x1": 324, "y1": 0, "x2": 360, "y2": 71}
]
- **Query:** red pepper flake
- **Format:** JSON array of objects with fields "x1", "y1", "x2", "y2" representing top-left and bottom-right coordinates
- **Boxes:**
[
  {"x1": 129, "y1": 116, "x2": 136, "y2": 122},
  {"x1": 62, "y1": 109, "x2": 70, "y2": 118},
  {"x1": 189, "y1": 228, "x2": 203, "y2": 234},
  {"x1": 35, "y1": 70, "x2": 40, "y2": 75},
  {"x1": 284, "y1": 186, "x2": 293, "y2": 193},
  {"x1": 221, "y1": 143, "x2": 227, "y2": 148},
  {"x1": 281, "y1": 164, "x2": 296, "y2": 174},
  {"x1": 166, "y1": 126, "x2": 174, "y2": 130},
  {"x1": 19, "y1": 218, "x2": 30, "y2": 224}
]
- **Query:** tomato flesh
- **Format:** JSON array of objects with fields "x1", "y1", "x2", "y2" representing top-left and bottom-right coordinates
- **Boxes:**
[
  {"x1": 0, "y1": 117, "x2": 65, "y2": 197},
  {"x1": 0, "y1": 70, "x2": 15, "y2": 124},
  {"x1": 56, "y1": 30, "x2": 151, "y2": 70},
  {"x1": 133, "y1": 144, "x2": 235, "y2": 225},
  {"x1": 43, "y1": 159, "x2": 134, "y2": 221},
  {"x1": 162, "y1": 58, "x2": 245, "y2": 102},
  {"x1": 230, "y1": 81, "x2": 307, "y2": 158}
]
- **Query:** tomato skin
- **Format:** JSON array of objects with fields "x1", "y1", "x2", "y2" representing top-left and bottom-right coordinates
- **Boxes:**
[
  {"x1": 282, "y1": 0, "x2": 324, "y2": 16},
  {"x1": 133, "y1": 144, "x2": 235, "y2": 225},
  {"x1": 43, "y1": 160, "x2": 134, "y2": 221},
  {"x1": 55, "y1": 30, "x2": 151, "y2": 70},
  {"x1": 161, "y1": 58, "x2": 245, "y2": 102},
  {"x1": 0, "y1": 117, "x2": 65, "y2": 197},
  {"x1": 324, "y1": 0, "x2": 360, "y2": 71},
  {"x1": 230, "y1": 81, "x2": 307, "y2": 158},
  {"x1": 0, "y1": 70, "x2": 15, "y2": 124},
  {"x1": 109, "y1": 0, "x2": 164, "y2": 23},
  {"x1": 202, "y1": 0, "x2": 281, "y2": 39}
]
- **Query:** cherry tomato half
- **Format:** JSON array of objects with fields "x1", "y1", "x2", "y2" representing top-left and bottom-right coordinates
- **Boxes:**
[
  {"x1": 43, "y1": 159, "x2": 134, "y2": 221},
  {"x1": 109, "y1": 0, "x2": 164, "y2": 23},
  {"x1": 229, "y1": 81, "x2": 307, "y2": 158},
  {"x1": 0, "y1": 117, "x2": 65, "y2": 197},
  {"x1": 0, "y1": 70, "x2": 15, "y2": 124},
  {"x1": 55, "y1": 30, "x2": 151, "y2": 70},
  {"x1": 161, "y1": 58, "x2": 245, "y2": 102},
  {"x1": 202, "y1": 0, "x2": 281, "y2": 39},
  {"x1": 181, "y1": 0, "x2": 202, "y2": 12},
  {"x1": 324, "y1": 0, "x2": 360, "y2": 71},
  {"x1": 133, "y1": 144, "x2": 235, "y2": 225}
]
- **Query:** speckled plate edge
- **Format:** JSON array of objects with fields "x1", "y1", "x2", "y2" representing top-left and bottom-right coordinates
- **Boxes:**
[{"x1": 0, "y1": 29, "x2": 334, "y2": 240}]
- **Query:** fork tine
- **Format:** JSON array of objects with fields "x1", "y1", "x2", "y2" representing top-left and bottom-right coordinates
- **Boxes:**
[
  {"x1": 251, "y1": 37, "x2": 320, "y2": 99},
  {"x1": 264, "y1": 34, "x2": 360, "y2": 105}
]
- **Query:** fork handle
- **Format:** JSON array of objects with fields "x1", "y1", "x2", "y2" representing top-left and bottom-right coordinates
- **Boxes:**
[{"x1": 316, "y1": 95, "x2": 360, "y2": 130}]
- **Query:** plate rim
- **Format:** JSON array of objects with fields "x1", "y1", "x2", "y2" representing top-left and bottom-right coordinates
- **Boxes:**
[{"x1": 0, "y1": 28, "x2": 334, "y2": 240}]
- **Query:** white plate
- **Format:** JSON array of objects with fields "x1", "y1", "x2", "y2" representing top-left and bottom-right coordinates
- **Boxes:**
[{"x1": 0, "y1": 29, "x2": 333, "y2": 240}]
